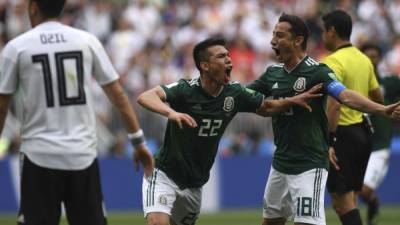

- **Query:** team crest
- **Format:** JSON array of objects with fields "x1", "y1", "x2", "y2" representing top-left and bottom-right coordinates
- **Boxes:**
[
  {"x1": 223, "y1": 97, "x2": 234, "y2": 112},
  {"x1": 293, "y1": 77, "x2": 306, "y2": 92},
  {"x1": 159, "y1": 195, "x2": 167, "y2": 205}
]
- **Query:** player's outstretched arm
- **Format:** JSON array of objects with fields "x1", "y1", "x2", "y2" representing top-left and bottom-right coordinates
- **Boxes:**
[
  {"x1": 256, "y1": 83, "x2": 323, "y2": 116},
  {"x1": 103, "y1": 80, "x2": 154, "y2": 177},
  {"x1": 338, "y1": 89, "x2": 400, "y2": 119},
  {"x1": 137, "y1": 86, "x2": 197, "y2": 129}
]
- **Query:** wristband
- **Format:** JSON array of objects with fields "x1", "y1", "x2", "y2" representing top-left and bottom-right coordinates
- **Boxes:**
[
  {"x1": 128, "y1": 129, "x2": 146, "y2": 147},
  {"x1": 329, "y1": 132, "x2": 336, "y2": 147}
]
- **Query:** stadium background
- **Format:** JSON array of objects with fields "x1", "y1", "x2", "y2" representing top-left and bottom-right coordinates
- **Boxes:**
[{"x1": 1, "y1": 0, "x2": 400, "y2": 224}]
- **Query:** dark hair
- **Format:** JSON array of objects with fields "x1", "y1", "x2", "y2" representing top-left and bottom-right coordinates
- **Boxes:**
[
  {"x1": 360, "y1": 43, "x2": 382, "y2": 57},
  {"x1": 193, "y1": 37, "x2": 226, "y2": 71},
  {"x1": 278, "y1": 13, "x2": 309, "y2": 50},
  {"x1": 322, "y1": 10, "x2": 352, "y2": 41},
  {"x1": 32, "y1": 0, "x2": 66, "y2": 18}
]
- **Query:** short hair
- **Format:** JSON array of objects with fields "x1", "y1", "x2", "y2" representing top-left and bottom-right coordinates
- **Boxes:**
[
  {"x1": 193, "y1": 37, "x2": 226, "y2": 71},
  {"x1": 32, "y1": 0, "x2": 66, "y2": 18},
  {"x1": 278, "y1": 13, "x2": 309, "y2": 50},
  {"x1": 322, "y1": 10, "x2": 352, "y2": 41},
  {"x1": 360, "y1": 43, "x2": 382, "y2": 57}
]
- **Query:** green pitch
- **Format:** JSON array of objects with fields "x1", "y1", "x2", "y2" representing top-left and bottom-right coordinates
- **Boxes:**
[{"x1": 1, "y1": 206, "x2": 399, "y2": 225}]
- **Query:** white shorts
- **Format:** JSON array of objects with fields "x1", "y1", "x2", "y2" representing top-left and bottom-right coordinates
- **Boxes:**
[
  {"x1": 263, "y1": 167, "x2": 328, "y2": 225},
  {"x1": 142, "y1": 168, "x2": 202, "y2": 225},
  {"x1": 363, "y1": 149, "x2": 389, "y2": 190}
]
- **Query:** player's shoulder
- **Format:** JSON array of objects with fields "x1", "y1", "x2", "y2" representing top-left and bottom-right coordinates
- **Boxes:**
[
  {"x1": 165, "y1": 77, "x2": 200, "y2": 90},
  {"x1": 315, "y1": 62, "x2": 334, "y2": 73},
  {"x1": 227, "y1": 80, "x2": 241, "y2": 87},
  {"x1": 63, "y1": 25, "x2": 99, "y2": 44},
  {"x1": 183, "y1": 77, "x2": 200, "y2": 87},
  {"x1": 266, "y1": 63, "x2": 284, "y2": 72},
  {"x1": 5, "y1": 28, "x2": 37, "y2": 50}
]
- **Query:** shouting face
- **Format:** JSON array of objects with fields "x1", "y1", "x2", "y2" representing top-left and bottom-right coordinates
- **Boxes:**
[
  {"x1": 270, "y1": 22, "x2": 300, "y2": 64},
  {"x1": 202, "y1": 45, "x2": 233, "y2": 85}
]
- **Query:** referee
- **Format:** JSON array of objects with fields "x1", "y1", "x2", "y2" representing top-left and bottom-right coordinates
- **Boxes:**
[{"x1": 321, "y1": 10, "x2": 384, "y2": 225}]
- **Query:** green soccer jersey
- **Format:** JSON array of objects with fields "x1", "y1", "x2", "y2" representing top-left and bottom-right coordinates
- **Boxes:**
[
  {"x1": 371, "y1": 76, "x2": 400, "y2": 151},
  {"x1": 157, "y1": 77, "x2": 263, "y2": 189},
  {"x1": 247, "y1": 56, "x2": 336, "y2": 174}
]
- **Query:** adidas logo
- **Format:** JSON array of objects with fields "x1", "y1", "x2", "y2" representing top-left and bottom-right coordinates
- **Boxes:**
[
  {"x1": 272, "y1": 82, "x2": 279, "y2": 89},
  {"x1": 193, "y1": 104, "x2": 202, "y2": 110}
]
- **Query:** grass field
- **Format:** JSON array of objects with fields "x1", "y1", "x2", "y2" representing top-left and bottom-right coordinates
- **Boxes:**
[{"x1": 0, "y1": 206, "x2": 399, "y2": 225}]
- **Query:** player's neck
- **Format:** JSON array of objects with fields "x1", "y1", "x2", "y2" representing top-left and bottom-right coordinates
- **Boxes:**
[
  {"x1": 31, "y1": 16, "x2": 57, "y2": 27},
  {"x1": 200, "y1": 76, "x2": 224, "y2": 97},
  {"x1": 284, "y1": 51, "x2": 306, "y2": 72},
  {"x1": 333, "y1": 40, "x2": 352, "y2": 52}
]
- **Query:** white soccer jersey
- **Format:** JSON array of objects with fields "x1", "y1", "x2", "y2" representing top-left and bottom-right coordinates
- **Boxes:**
[{"x1": 0, "y1": 21, "x2": 119, "y2": 170}]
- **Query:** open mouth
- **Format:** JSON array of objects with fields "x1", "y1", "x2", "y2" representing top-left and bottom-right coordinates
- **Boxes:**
[
  {"x1": 272, "y1": 47, "x2": 280, "y2": 57},
  {"x1": 225, "y1": 66, "x2": 232, "y2": 83}
]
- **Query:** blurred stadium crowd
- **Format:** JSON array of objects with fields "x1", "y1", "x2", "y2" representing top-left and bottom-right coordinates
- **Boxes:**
[{"x1": 1, "y1": 0, "x2": 400, "y2": 158}]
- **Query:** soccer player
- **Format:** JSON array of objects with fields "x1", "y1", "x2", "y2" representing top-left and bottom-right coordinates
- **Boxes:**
[
  {"x1": 247, "y1": 14, "x2": 400, "y2": 225},
  {"x1": 137, "y1": 37, "x2": 324, "y2": 225},
  {"x1": 321, "y1": 10, "x2": 384, "y2": 225},
  {"x1": 359, "y1": 43, "x2": 400, "y2": 225},
  {"x1": 0, "y1": 0, "x2": 154, "y2": 225}
]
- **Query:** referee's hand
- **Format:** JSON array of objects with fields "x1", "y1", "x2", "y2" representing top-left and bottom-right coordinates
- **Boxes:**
[
  {"x1": 329, "y1": 147, "x2": 340, "y2": 170},
  {"x1": 133, "y1": 144, "x2": 155, "y2": 178}
]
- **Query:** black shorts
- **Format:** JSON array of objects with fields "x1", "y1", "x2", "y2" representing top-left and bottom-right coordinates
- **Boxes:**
[
  {"x1": 18, "y1": 155, "x2": 107, "y2": 225},
  {"x1": 327, "y1": 123, "x2": 372, "y2": 193}
]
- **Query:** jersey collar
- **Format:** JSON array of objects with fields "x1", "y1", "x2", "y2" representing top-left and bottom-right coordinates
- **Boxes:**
[
  {"x1": 334, "y1": 43, "x2": 353, "y2": 52},
  {"x1": 199, "y1": 77, "x2": 225, "y2": 98},
  {"x1": 284, "y1": 55, "x2": 308, "y2": 74},
  {"x1": 35, "y1": 21, "x2": 63, "y2": 30}
]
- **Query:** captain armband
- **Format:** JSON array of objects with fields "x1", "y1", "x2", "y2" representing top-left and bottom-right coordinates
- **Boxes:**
[
  {"x1": 128, "y1": 129, "x2": 146, "y2": 148},
  {"x1": 326, "y1": 80, "x2": 346, "y2": 100}
]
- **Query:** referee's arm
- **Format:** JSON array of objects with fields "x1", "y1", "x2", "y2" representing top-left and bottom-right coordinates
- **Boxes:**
[
  {"x1": 368, "y1": 88, "x2": 384, "y2": 104},
  {"x1": 338, "y1": 89, "x2": 398, "y2": 117},
  {"x1": 326, "y1": 96, "x2": 341, "y2": 133}
]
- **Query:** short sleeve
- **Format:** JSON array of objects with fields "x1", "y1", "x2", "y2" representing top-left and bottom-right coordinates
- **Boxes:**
[
  {"x1": 237, "y1": 86, "x2": 264, "y2": 113},
  {"x1": 317, "y1": 64, "x2": 341, "y2": 95},
  {"x1": 322, "y1": 56, "x2": 344, "y2": 83},
  {"x1": 89, "y1": 35, "x2": 119, "y2": 85},
  {"x1": 247, "y1": 70, "x2": 271, "y2": 96},
  {"x1": 0, "y1": 43, "x2": 18, "y2": 94},
  {"x1": 161, "y1": 79, "x2": 186, "y2": 104},
  {"x1": 368, "y1": 63, "x2": 379, "y2": 91}
]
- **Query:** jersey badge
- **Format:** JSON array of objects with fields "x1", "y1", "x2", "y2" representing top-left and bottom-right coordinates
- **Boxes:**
[
  {"x1": 293, "y1": 77, "x2": 306, "y2": 92},
  {"x1": 272, "y1": 82, "x2": 279, "y2": 89},
  {"x1": 193, "y1": 104, "x2": 202, "y2": 110},
  {"x1": 223, "y1": 96, "x2": 234, "y2": 112},
  {"x1": 159, "y1": 195, "x2": 168, "y2": 205}
]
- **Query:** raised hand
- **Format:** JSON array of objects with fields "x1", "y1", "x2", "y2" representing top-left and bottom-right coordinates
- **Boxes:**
[
  {"x1": 287, "y1": 83, "x2": 323, "y2": 112},
  {"x1": 167, "y1": 111, "x2": 197, "y2": 129},
  {"x1": 133, "y1": 144, "x2": 154, "y2": 177}
]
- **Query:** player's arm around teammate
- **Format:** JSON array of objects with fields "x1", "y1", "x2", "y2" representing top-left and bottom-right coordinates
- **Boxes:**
[
  {"x1": 138, "y1": 83, "x2": 323, "y2": 126},
  {"x1": 256, "y1": 83, "x2": 323, "y2": 116}
]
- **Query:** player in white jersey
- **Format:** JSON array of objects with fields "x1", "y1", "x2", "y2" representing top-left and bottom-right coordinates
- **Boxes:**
[{"x1": 0, "y1": 0, "x2": 154, "y2": 224}]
